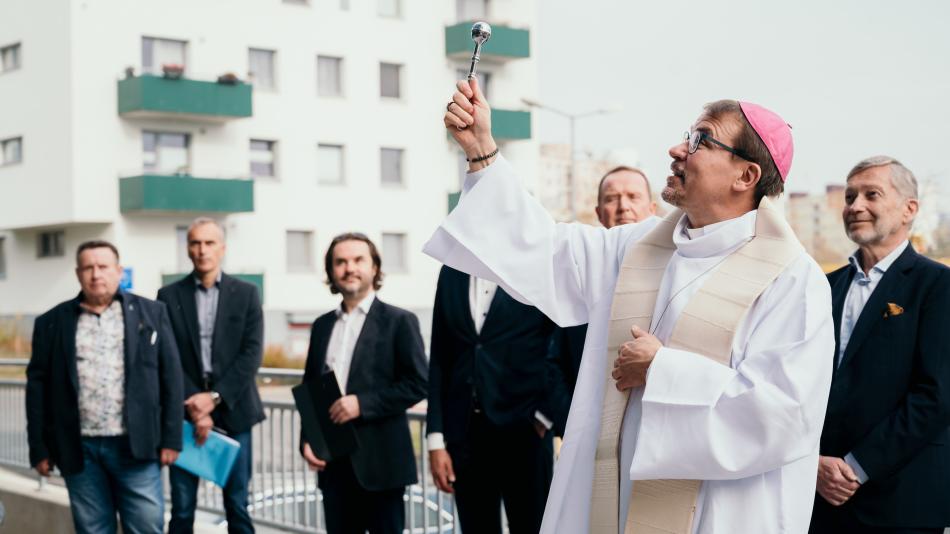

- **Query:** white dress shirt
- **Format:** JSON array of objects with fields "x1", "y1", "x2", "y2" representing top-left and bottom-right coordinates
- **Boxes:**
[
  {"x1": 838, "y1": 240, "x2": 909, "y2": 484},
  {"x1": 326, "y1": 292, "x2": 375, "y2": 394}
]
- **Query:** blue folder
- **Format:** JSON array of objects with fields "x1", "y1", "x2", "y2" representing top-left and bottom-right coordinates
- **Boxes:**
[{"x1": 173, "y1": 420, "x2": 241, "y2": 487}]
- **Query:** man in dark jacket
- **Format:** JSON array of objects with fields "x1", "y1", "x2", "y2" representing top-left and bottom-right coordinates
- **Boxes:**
[
  {"x1": 426, "y1": 264, "x2": 569, "y2": 533},
  {"x1": 300, "y1": 232, "x2": 427, "y2": 534},
  {"x1": 27, "y1": 240, "x2": 183, "y2": 534},
  {"x1": 810, "y1": 156, "x2": 950, "y2": 533},
  {"x1": 158, "y1": 217, "x2": 264, "y2": 534}
]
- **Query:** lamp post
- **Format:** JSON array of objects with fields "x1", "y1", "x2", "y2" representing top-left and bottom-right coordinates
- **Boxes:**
[{"x1": 521, "y1": 98, "x2": 620, "y2": 221}]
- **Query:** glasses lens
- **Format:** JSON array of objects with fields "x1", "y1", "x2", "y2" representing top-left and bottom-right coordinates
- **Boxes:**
[{"x1": 687, "y1": 131, "x2": 699, "y2": 154}]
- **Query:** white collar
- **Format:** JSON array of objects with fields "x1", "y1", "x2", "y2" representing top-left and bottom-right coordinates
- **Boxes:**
[
  {"x1": 673, "y1": 210, "x2": 757, "y2": 259},
  {"x1": 848, "y1": 240, "x2": 909, "y2": 276},
  {"x1": 336, "y1": 292, "x2": 376, "y2": 318}
]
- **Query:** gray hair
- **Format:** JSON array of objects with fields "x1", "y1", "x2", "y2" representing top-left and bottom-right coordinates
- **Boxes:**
[
  {"x1": 846, "y1": 155, "x2": 918, "y2": 200},
  {"x1": 187, "y1": 217, "x2": 225, "y2": 242}
]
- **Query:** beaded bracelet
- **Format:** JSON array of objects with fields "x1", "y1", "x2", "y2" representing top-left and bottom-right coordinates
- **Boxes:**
[{"x1": 466, "y1": 147, "x2": 499, "y2": 163}]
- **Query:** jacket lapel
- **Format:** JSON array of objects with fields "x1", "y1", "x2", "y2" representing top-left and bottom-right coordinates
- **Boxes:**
[
  {"x1": 63, "y1": 297, "x2": 81, "y2": 392},
  {"x1": 312, "y1": 314, "x2": 335, "y2": 373},
  {"x1": 122, "y1": 292, "x2": 141, "y2": 371},
  {"x1": 347, "y1": 298, "x2": 381, "y2": 387},
  {"x1": 830, "y1": 265, "x2": 855, "y2": 377},
  {"x1": 178, "y1": 276, "x2": 202, "y2": 363},
  {"x1": 210, "y1": 274, "x2": 232, "y2": 375},
  {"x1": 838, "y1": 246, "x2": 917, "y2": 371}
]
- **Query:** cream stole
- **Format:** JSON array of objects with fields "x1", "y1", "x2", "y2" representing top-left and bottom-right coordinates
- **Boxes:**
[{"x1": 589, "y1": 197, "x2": 803, "y2": 534}]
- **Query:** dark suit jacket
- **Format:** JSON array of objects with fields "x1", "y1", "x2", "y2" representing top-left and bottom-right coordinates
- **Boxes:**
[
  {"x1": 426, "y1": 266, "x2": 567, "y2": 446},
  {"x1": 158, "y1": 273, "x2": 265, "y2": 434},
  {"x1": 816, "y1": 245, "x2": 950, "y2": 528},
  {"x1": 26, "y1": 291, "x2": 184, "y2": 476},
  {"x1": 547, "y1": 323, "x2": 587, "y2": 437},
  {"x1": 301, "y1": 297, "x2": 427, "y2": 492}
]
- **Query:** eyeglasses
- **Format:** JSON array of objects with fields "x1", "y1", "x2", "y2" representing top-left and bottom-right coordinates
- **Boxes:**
[{"x1": 683, "y1": 130, "x2": 753, "y2": 162}]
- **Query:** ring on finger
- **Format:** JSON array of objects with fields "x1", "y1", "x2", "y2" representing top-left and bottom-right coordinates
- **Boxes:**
[{"x1": 446, "y1": 101, "x2": 455, "y2": 112}]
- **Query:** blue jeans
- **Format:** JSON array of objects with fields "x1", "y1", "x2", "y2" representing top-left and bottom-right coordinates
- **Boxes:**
[
  {"x1": 63, "y1": 436, "x2": 164, "y2": 534},
  {"x1": 168, "y1": 430, "x2": 254, "y2": 534}
]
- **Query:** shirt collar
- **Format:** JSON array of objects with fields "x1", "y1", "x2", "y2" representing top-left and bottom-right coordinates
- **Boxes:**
[
  {"x1": 194, "y1": 271, "x2": 223, "y2": 287},
  {"x1": 849, "y1": 240, "x2": 909, "y2": 277},
  {"x1": 673, "y1": 210, "x2": 757, "y2": 258},
  {"x1": 336, "y1": 292, "x2": 376, "y2": 318},
  {"x1": 74, "y1": 290, "x2": 125, "y2": 312}
]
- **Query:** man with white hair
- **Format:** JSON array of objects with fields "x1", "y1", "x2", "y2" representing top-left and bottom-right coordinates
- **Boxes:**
[
  {"x1": 809, "y1": 157, "x2": 950, "y2": 534},
  {"x1": 427, "y1": 78, "x2": 835, "y2": 533}
]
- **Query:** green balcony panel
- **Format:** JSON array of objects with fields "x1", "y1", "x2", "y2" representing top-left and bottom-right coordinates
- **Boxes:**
[
  {"x1": 448, "y1": 191, "x2": 461, "y2": 213},
  {"x1": 118, "y1": 75, "x2": 252, "y2": 120},
  {"x1": 445, "y1": 21, "x2": 530, "y2": 60},
  {"x1": 120, "y1": 175, "x2": 254, "y2": 213},
  {"x1": 161, "y1": 273, "x2": 264, "y2": 300},
  {"x1": 491, "y1": 109, "x2": 531, "y2": 140}
]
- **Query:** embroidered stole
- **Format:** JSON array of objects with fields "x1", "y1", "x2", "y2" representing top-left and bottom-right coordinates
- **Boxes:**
[{"x1": 589, "y1": 197, "x2": 802, "y2": 534}]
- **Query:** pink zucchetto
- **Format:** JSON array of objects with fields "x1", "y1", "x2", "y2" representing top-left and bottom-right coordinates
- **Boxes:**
[{"x1": 738, "y1": 101, "x2": 794, "y2": 182}]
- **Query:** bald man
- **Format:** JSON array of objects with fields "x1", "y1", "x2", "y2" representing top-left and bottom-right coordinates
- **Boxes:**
[{"x1": 549, "y1": 166, "x2": 658, "y2": 437}]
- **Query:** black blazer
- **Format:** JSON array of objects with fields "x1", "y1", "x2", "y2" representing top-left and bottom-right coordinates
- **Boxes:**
[
  {"x1": 301, "y1": 297, "x2": 428, "y2": 492},
  {"x1": 426, "y1": 266, "x2": 566, "y2": 446},
  {"x1": 158, "y1": 273, "x2": 265, "y2": 434},
  {"x1": 26, "y1": 292, "x2": 184, "y2": 476},
  {"x1": 817, "y1": 246, "x2": 950, "y2": 528}
]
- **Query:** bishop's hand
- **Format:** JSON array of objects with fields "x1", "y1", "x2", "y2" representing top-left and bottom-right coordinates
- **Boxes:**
[
  {"x1": 443, "y1": 78, "x2": 497, "y2": 170},
  {"x1": 612, "y1": 325, "x2": 662, "y2": 391}
]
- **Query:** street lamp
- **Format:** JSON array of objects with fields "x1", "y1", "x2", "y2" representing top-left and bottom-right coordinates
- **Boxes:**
[{"x1": 521, "y1": 98, "x2": 621, "y2": 221}]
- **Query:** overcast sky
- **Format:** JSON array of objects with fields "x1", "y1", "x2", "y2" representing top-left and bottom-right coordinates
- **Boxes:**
[{"x1": 534, "y1": 0, "x2": 950, "y2": 195}]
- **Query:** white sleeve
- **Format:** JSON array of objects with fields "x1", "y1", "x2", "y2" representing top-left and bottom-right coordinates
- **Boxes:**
[
  {"x1": 629, "y1": 255, "x2": 835, "y2": 481},
  {"x1": 423, "y1": 155, "x2": 657, "y2": 328}
]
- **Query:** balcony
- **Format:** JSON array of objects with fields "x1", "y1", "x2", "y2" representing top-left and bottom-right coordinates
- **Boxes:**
[
  {"x1": 491, "y1": 108, "x2": 531, "y2": 140},
  {"x1": 448, "y1": 191, "x2": 461, "y2": 213},
  {"x1": 117, "y1": 75, "x2": 252, "y2": 121},
  {"x1": 119, "y1": 174, "x2": 254, "y2": 214},
  {"x1": 445, "y1": 21, "x2": 530, "y2": 61},
  {"x1": 161, "y1": 273, "x2": 264, "y2": 299}
]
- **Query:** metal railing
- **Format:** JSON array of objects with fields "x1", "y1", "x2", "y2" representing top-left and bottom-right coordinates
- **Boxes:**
[{"x1": 0, "y1": 361, "x2": 460, "y2": 533}]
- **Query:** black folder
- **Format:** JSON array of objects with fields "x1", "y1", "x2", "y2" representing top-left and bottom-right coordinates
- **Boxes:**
[{"x1": 292, "y1": 370, "x2": 359, "y2": 462}]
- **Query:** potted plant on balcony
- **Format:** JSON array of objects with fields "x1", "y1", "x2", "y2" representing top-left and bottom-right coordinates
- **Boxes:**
[
  {"x1": 162, "y1": 63, "x2": 185, "y2": 80},
  {"x1": 217, "y1": 72, "x2": 241, "y2": 85}
]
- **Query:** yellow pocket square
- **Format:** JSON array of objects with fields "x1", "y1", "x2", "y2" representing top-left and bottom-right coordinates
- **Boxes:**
[{"x1": 883, "y1": 302, "x2": 904, "y2": 318}]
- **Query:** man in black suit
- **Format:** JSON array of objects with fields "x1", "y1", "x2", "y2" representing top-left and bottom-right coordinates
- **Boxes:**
[
  {"x1": 547, "y1": 166, "x2": 657, "y2": 436},
  {"x1": 809, "y1": 156, "x2": 950, "y2": 533},
  {"x1": 300, "y1": 232, "x2": 427, "y2": 534},
  {"x1": 426, "y1": 265, "x2": 568, "y2": 533},
  {"x1": 26, "y1": 240, "x2": 183, "y2": 534},
  {"x1": 158, "y1": 217, "x2": 264, "y2": 534}
]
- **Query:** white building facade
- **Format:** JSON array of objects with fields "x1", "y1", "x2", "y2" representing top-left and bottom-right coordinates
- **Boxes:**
[{"x1": 0, "y1": 0, "x2": 539, "y2": 355}]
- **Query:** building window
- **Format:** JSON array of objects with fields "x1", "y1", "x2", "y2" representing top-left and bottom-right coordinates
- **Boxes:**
[
  {"x1": 1, "y1": 137, "x2": 22, "y2": 165},
  {"x1": 142, "y1": 37, "x2": 187, "y2": 76},
  {"x1": 1, "y1": 43, "x2": 21, "y2": 73},
  {"x1": 317, "y1": 56, "x2": 343, "y2": 97},
  {"x1": 377, "y1": 0, "x2": 401, "y2": 17},
  {"x1": 176, "y1": 226, "x2": 191, "y2": 272},
  {"x1": 340, "y1": 0, "x2": 350, "y2": 9},
  {"x1": 37, "y1": 230, "x2": 65, "y2": 259},
  {"x1": 317, "y1": 144, "x2": 344, "y2": 185},
  {"x1": 250, "y1": 139, "x2": 276, "y2": 179},
  {"x1": 382, "y1": 233, "x2": 407, "y2": 273},
  {"x1": 380, "y1": 148, "x2": 404, "y2": 186},
  {"x1": 248, "y1": 48, "x2": 276, "y2": 91},
  {"x1": 379, "y1": 63, "x2": 402, "y2": 99},
  {"x1": 456, "y1": 0, "x2": 488, "y2": 20},
  {"x1": 143, "y1": 131, "x2": 190, "y2": 174},
  {"x1": 286, "y1": 231, "x2": 314, "y2": 272},
  {"x1": 0, "y1": 236, "x2": 6, "y2": 280},
  {"x1": 456, "y1": 68, "x2": 490, "y2": 98}
]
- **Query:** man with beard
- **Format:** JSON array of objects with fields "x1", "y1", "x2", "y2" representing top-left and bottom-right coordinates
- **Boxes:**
[
  {"x1": 425, "y1": 79, "x2": 834, "y2": 534},
  {"x1": 809, "y1": 157, "x2": 950, "y2": 534},
  {"x1": 299, "y1": 232, "x2": 427, "y2": 534}
]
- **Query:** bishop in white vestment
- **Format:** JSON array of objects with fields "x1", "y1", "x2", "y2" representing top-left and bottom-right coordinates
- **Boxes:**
[{"x1": 431, "y1": 84, "x2": 835, "y2": 534}]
